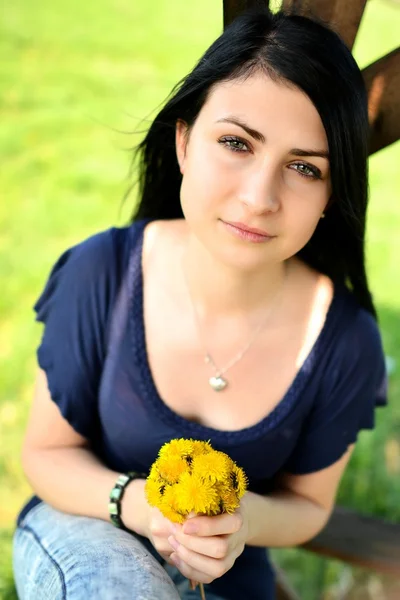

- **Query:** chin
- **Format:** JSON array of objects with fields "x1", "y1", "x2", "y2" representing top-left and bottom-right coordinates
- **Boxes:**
[{"x1": 213, "y1": 245, "x2": 278, "y2": 273}]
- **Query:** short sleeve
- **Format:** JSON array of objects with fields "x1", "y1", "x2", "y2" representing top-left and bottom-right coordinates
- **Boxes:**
[
  {"x1": 34, "y1": 228, "x2": 122, "y2": 441},
  {"x1": 284, "y1": 308, "x2": 388, "y2": 475}
]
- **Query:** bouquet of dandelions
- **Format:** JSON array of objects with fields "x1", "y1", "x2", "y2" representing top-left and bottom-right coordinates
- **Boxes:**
[{"x1": 145, "y1": 438, "x2": 248, "y2": 600}]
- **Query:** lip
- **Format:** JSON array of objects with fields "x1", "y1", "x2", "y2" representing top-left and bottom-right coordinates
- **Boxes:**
[{"x1": 223, "y1": 221, "x2": 274, "y2": 237}]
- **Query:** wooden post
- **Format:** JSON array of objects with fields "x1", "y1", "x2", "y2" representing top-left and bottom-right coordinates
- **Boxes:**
[
  {"x1": 281, "y1": 0, "x2": 367, "y2": 49},
  {"x1": 223, "y1": 0, "x2": 269, "y2": 28},
  {"x1": 363, "y1": 48, "x2": 400, "y2": 154}
]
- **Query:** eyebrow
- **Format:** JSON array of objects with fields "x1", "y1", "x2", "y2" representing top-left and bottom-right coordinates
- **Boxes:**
[{"x1": 216, "y1": 116, "x2": 330, "y2": 160}]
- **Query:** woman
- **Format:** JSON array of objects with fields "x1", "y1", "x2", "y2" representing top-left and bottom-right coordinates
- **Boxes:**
[{"x1": 13, "y1": 6, "x2": 387, "y2": 600}]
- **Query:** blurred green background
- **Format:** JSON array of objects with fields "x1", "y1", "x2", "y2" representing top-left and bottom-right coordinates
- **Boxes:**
[{"x1": 1, "y1": 0, "x2": 399, "y2": 598}]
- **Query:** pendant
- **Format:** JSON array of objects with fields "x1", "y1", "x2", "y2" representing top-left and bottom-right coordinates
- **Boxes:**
[{"x1": 209, "y1": 375, "x2": 228, "y2": 392}]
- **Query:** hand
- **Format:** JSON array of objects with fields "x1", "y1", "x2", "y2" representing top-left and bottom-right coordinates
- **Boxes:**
[
  {"x1": 121, "y1": 479, "x2": 176, "y2": 565},
  {"x1": 167, "y1": 504, "x2": 249, "y2": 584},
  {"x1": 145, "y1": 506, "x2": 179, "y2": 565}
]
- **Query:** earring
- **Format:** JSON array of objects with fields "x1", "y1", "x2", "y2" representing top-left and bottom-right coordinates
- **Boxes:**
[{"x1": 321, "y1": 212, "x2": 326, "y2": 219}]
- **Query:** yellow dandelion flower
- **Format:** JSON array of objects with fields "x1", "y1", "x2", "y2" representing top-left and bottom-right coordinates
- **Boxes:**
[
  {"x1": 156, "y1": 455, "x2": 189, "y2": 484},
  {"x1": 174, "y1": 472, "x2": 218, "y2": 515},
  {"x1": 191, "y1": 440, "x2": 212, "y2": 456},
  {"x1": 207, "y1": 494, "x2": 223, "y2": 516},
  {"x1": 159, "y1": 486, "x2": 186, "y2": 523},
  {"x1": 148, "y1": 462, "x2": 163, "y2": 482},
  {"x1": 229, "y1": 463, "x2": 248, "y2": 499},
  {"x1": 192, "y1": 450, "x2": 231, "y2": 483},
  {"x1": 220, "y1": 488, "x2": 240, "y2": 514},
  {"x1": 162, "y1": 484, "x2": 179, "y2": 511},
  {"x1": 145, "y1": 477, "x2": 167, "y2": 507},
  {"x1": 146, "y1": 438, "x2": 249, "y2": 527},
  {"x1": 159, "y1": 503, "x2": 186, "y2": 524},
  {"x1": 159, "y1": 438, "x2": 193, "y2": 460}
]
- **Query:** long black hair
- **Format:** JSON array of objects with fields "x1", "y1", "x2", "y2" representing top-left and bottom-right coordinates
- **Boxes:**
[{"x1": 128, "y1": 7, "x2": 377, "y2": 319}]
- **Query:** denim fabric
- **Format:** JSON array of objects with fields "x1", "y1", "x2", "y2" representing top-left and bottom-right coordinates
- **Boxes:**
[{"x1": 13, "y1": 502, "x2": 226, "y2": 600}]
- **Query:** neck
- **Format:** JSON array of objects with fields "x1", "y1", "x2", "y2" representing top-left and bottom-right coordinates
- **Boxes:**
[{"x1": 181, "y1": 233, "x2": 290, "y2": 319}]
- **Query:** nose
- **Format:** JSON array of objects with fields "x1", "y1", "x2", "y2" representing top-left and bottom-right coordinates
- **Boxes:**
[{"x1": 239, "y1": 164, "x2": 280, "y2": 215}]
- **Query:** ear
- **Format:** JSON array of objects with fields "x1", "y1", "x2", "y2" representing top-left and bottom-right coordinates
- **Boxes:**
[{"x1": 175, "y1": 119, "x2": 189, "y2": 174}]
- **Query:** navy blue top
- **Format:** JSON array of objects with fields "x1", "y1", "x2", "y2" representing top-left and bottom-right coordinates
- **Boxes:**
[{"x1": 17, "y1": 219, "x2": 388, "y2": 599}]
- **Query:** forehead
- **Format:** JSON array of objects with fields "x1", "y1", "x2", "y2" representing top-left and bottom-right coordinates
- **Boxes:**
[{"x1": 198, "y1": 73, "x2": 328, "y2": 148}]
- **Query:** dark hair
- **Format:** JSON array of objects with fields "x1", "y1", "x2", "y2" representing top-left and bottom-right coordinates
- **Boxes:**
[{"x1": 128, "y1": 7, "x2": 377, "y2": 319}]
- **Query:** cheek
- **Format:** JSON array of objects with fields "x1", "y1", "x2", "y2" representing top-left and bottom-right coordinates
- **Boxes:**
[
  {"x1": 286, "y1": 174, "x2": 330, "y2": 219},
  {"x1": 180, "y1": 147, "x2": 229, "y2": 215},
  {"x1": 189, "y1": 143, "x2": 228, "y2": 186},
  {"x1": 284, "y1": 201, "x2": 325, "y2": 255}
]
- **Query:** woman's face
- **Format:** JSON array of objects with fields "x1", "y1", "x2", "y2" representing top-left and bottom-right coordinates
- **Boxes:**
[{"x1": 176, "y1": 72, "x2": 331, "y2": 271}]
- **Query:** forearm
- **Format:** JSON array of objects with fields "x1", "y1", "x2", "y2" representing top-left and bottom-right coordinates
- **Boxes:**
[
  {"x1": 243, "y1": 489, "x2": 331, "y2": 547},
  {"x1": 21, "y1": 446, "x2": 149, "y2": 535}
]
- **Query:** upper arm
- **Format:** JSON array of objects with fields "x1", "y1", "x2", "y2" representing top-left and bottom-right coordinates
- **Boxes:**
[
  {"x1": 279, "y1": 443, "x2": 355, "y2": 514},
  {"x1": 25, "y1": 228, "x2": 122, "y2": 446},
  {"x1": 283, "y1": 308, "x2": 387, "y2": 477},
  {"x1": 22, "y1": 368, "x2": 89, "y2": 457}
]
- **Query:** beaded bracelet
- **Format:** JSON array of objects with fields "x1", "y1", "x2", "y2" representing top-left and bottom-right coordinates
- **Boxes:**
[{"x1": 108, "y1": 471, "x2": 147, "y2": 530}]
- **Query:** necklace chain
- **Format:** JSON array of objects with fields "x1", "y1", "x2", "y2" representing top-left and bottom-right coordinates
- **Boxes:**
[
  {"x1": 182, "y1": 257, "x2": 288, "y2": 390},
  {"x1": 203, "y1": 315, "x2": 267, "y2": 377}
]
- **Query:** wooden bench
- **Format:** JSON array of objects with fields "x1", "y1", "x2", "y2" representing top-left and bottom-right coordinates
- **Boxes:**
[{"x1": 275, "y1": 507, "x2": 400, "y2": 599}]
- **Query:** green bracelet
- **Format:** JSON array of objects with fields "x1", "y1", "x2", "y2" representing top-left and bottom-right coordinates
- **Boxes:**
[{"x1": 108, "y1": 471, "x2": 147, "y2": 530}]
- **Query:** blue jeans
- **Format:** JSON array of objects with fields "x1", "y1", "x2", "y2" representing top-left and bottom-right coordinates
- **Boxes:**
[{"x1": 12, "y1": 502, "x2": 227, "y2": 600}]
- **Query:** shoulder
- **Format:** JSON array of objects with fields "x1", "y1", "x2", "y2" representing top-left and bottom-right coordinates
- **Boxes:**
[
  {"x1": 339, "y1": 299, "x2": 385, "y2": 366},
  {"x1": 142, "y1": 218, "x2": 187, "y2": 279},
  {"x1": 34, "y1": 222, "x2": 146, "y2": 324},
  {"x1": 290, "y1": 259, "x2": 385, "y2": 373},
  {"x1": 321, "y1": 287, "x2": 387, "y2": 406},
  {"x1": 142, "y1": 218, "x2": 186, "y2": 255},
  {"x1": 290, "y1": 257, "x2": 382, "y2": 353},
  {"x1": 323, "y1": 279, "x2": 386, "y2": 379},
  {"x1": 60, "y1": 224, "x2": 131, "y2": 274},
  {"x1": 48, "y1": 221, "x2": 146, "y2": 287},
  {"x1": 321, "y1": 274, "x2": 384, "y2": 353}
]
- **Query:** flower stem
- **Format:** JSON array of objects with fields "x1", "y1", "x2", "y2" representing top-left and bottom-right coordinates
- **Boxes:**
[{"x1": 189, "y1": 580, "x2": 206, "y2": 599}]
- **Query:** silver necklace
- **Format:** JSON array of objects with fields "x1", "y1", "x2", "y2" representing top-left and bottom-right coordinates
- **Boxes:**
[{"x1": 183, "y1": 260, "x2": 288, "y2": 392}]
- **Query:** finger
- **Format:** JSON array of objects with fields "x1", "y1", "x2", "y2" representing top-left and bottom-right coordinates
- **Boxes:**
[
  {"x1": 170, "y1": 532, "x2": 231, "y2": 560},
  {"x1": 170, "y1": 543, "x2": 234, "y2": 583},
  {"x1": 171, "y1": 533, "x2": 244, "y2": 565},
  {"x1": 157, "y1": 549, "x2": 173, "y2": 563},
  {"x1": 169, "y1": 553, "x2": 219, "y2": 585},
  {"x1": 149, "y1": 520, "x2": 176, "y2": 539},
  {"x1": 150, "y1": 508, "x2": 181, "y2": 537},
  {"x1": 182, "y1": 512, "x2": 243, "y2": 537},
  {"x1": 171, "y1": 550, "x2": 228, "y2": 583},
  {"x1": 154, "y1": 540, "x2": 175, "y2": 562}
]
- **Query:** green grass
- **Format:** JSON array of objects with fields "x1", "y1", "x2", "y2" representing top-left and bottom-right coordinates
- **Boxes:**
[{"x1": 1, "y1": 0, "x2": 399, "y2": 598}]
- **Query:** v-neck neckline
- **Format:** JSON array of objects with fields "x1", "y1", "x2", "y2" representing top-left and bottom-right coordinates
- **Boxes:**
[{"x1": 129, "y1": 219, "x2": 344, "y2": 444}]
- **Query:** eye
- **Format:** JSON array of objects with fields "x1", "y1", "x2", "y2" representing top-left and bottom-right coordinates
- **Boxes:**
[
  {"x1": 218, "y1": 135, "x2": 250, "y2": 153},
  {"x1": 290, "y1": 162, "x2": 322, "y2": 180}
]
